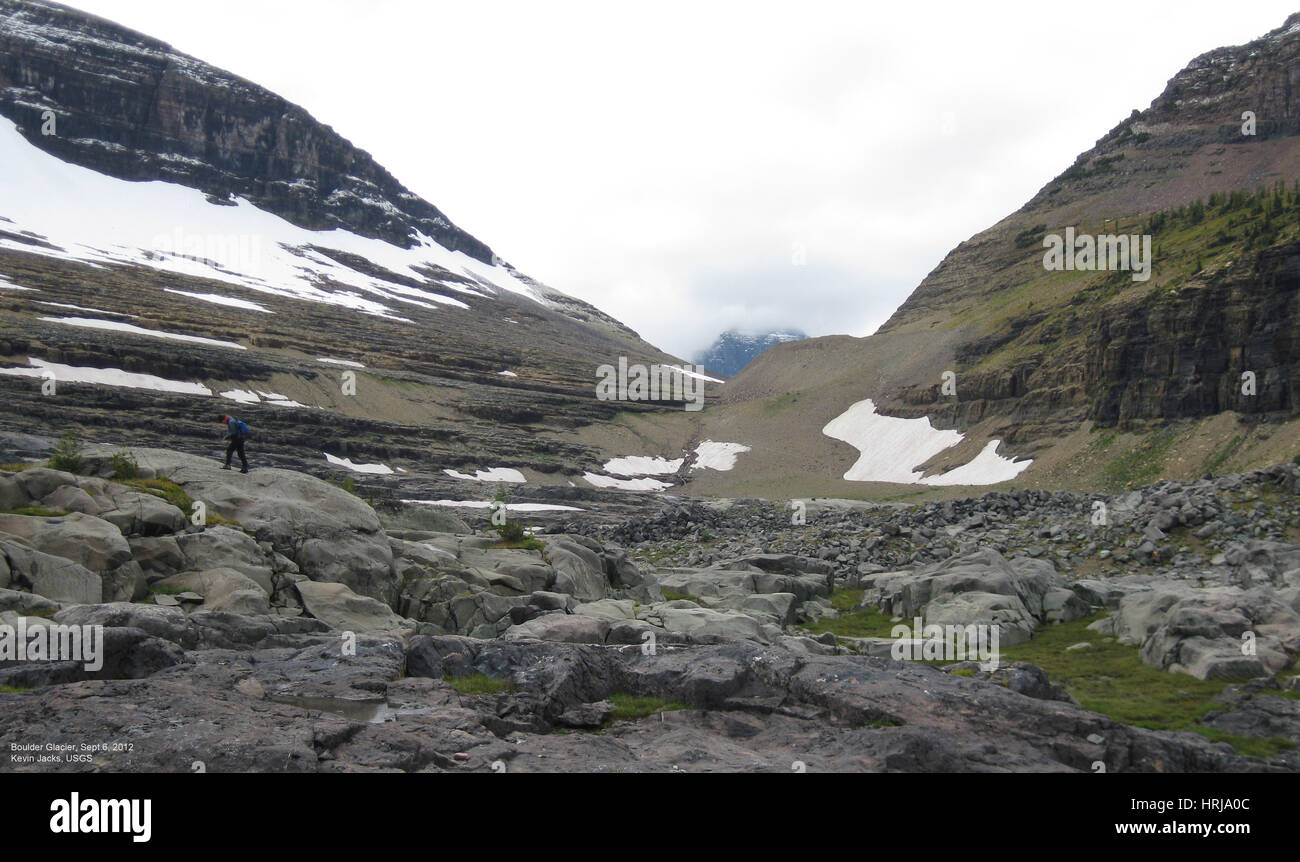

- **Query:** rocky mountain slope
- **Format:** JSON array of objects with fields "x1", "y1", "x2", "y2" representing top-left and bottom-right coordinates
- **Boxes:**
[
  {"x1": 693, "y1": 328, "x2": 807, "y2": 378},
  {"x1": 655, "y1": 14, "x2": 1300, "y2": 500},
  {"x1": 0, "y1": 0, "x2": 699, "y2": 508}
]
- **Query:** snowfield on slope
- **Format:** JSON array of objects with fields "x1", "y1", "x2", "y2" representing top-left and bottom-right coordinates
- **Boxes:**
[
  {"x1": 164, "y1": 288, "x2": 272, "y2": 313},
  {"x1": 822, "y1": 399, "x2": 1030, "y2": 485},
  {"x1": 602, "y1": 455, "x2": 684, "y2": 476},
  {"x1": 691, "y1": 441, "x2": 751, "y2": 471},
  {"x1": 0, "y1": 116, "x2": 550, "y2": 322},
  {"x1": 324, "y1": 453, "x2": 393, "y2": 475},
  {"x1": 39, "y1": 316, "x2": 248, "y2": 350},
  {"x1": 583, "y1": 472, "x2": 673, "y2": 491},
  {"x1": 0, "y1": 357, "x2": 211, "y2": 395}
]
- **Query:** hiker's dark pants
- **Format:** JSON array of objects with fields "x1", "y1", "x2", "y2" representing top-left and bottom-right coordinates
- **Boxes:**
[{"x1": 225, "y1": 437, "x2": 248, "y2": 470}]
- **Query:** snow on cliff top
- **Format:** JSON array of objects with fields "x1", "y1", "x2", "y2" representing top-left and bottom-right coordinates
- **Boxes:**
[{"x1": 0, "y1": 117, "x2": 551, "y2": 322}]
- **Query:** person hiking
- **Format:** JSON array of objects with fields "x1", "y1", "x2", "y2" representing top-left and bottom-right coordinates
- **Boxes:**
[{"x1": 220, "y1": 414, "x2": 251, "y2": 473}]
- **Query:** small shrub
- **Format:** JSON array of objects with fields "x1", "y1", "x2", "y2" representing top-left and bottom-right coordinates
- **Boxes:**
[
  {"x1": 493, "y1": 519, "x2": 526, "y2": 544},
  {"x1": 110, "y1": 449, "x2": 139, "y2": 480},
  {"x1": 47, "y1": 432, "x2": 82, "y2": 473}
]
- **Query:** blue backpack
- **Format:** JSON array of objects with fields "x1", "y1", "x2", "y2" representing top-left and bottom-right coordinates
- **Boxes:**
[{"x1": 234, "y1": 419, "x2": 251, "y2": 439}]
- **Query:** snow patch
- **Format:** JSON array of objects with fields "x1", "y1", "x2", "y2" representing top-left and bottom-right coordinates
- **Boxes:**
[
  {"x1": 220, "y1": 389, "x2": 260, "y2": 404},
  {"x1": 164, "y1": 288, "x2": 272, "y2": 313},
  {"x1": 443, "y1": 467, "x2": 526, "y2": 483},
  {"x1": 583, "y1": 472, "x2": 672, "y2": 491},
  {"x1": 40, "y1": 316, "x2": 246, "y2": 350},
  {"x1": 822, "y1": 399, "x2": 1031, "y2": 485},
  {"x1": 316, "y1": 357, "x2": 365, "y2": 368},
  {"x1": 665, "y1": 364, "x2": 724, "y2": 384},
  {"x1": 258, "y1": 391, "x2": 309, "y2": 408},
  {"x1": 324, "y1": 453, "x2": 393, "y2": 475},
  {"x1": 0, "y1": 357, "x2": 211, "y2": 395},
  {"x1": 0, "y1": 273, "x2": 35, "y2": 291},
  {"x1": 690, "y1": 441, "x2": 751, "y2": 471},
  {"x1": 919, "y1": 439, "x2": 1032, "y2": 486},
  {"x1": 602, "y1": 455, "x2": 683, "y2": 476},
  {"x1": 35, "y1": 300, "x2": 136, "y2": 317}
]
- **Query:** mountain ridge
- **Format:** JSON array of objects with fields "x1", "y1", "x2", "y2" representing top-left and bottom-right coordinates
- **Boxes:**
[{"x1": 669, "y1": 11, "x2": 1300, "y2": 498}]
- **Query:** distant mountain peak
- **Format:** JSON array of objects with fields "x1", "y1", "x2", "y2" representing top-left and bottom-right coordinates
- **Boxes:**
[{"x1": 693, "y1": 328, "x2": 807, "y2": 378}]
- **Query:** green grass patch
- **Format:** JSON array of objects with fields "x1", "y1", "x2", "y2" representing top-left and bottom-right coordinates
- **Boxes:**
[
  {"x1": 0, "y1": 463, "x2": 35, "y2": 473},
  {"x1": 761, "y1": 392, "x2": 800, "y2": 416},
  {"x1": 0, "y1": 685, "x2": 33, "y2": 694},
  {"x1": 147, "y1": 584, "x2": 190, "y2": 596},
  {"x1": 798, "y1": 590, "x2": 898, "y2": 639},
  {"x1": 1001, "y1": 613, "x2": 1296, "y2": 757},
  {"x1": 122, "y1": 478, "x2": 194, "y2": 512},
  {"x1": 828, "y1": 588, "x2": 863, "y2": 612},
  {"x1": 1101, "y1": 425, "x2": 1179, "y2": 491},
  {"x1": 661, "y1": 589, "x2": 701, "y2": 603},
  {"x1": 1202, "y1": 435, "x2": 1242, "y2": 477},
  {"x1": 607, "y1": 693, "x2": 689, "y2": 722},
  {"x1": 1, "y1": 506, "x2": 69, "y2": 517},
  {"x1": 443, "y1": 673, "x2": 515, "y2": 695}
]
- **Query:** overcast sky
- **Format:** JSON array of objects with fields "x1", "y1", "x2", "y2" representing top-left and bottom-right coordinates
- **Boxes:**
[{"x1": 63, "y1": 1, "x2": 1299, "y2": 358}]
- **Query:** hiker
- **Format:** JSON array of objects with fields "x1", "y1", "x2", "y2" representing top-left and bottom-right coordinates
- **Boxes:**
[{"x1": 220, "y1": 414, "x2": 252, "y2": 473}]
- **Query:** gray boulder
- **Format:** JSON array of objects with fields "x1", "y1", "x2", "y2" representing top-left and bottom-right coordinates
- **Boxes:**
[
  {"x1": 0, "y1": 511, "x2": 132, "y2": 574},
  {"x1": 0, "y1": 538, "x2": 102, "y2": 604},
  {"x1": 294, "y1": 580, "x2": 407, "y2": 633},
  {"x1": 125, "y1": 450, "x2": 398, "y2": 606},
  {"x1": 546, "y1": 538, "x2": 609, "y2": 601},
  {"x1": 503, "y1": 613, "x2": 610, "y2": 644}
]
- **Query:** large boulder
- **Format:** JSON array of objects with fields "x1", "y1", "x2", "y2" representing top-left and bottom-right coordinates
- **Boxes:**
[
  {"x1": 502, "y1": 613, "x2": 610, "y2": 644},
  {"x1": 293, "y1": 581, "x2": 406, "y2": 633},
  {"x1": 124, "y1": 450, "x2": 398, "y2": 606},
  {"x1": 0, "y1": 625, "x2": 188, "y2": 689},
  {"x1": 0, "y1": 538, "x2": 102, "y2": 604},
  {"x1": 0, "y1": 587, "x2": 59, "y2": 616},
  {"x1": 41, "y1": 478, "x2": 187, "y2": 536},
  {"x1": 0, "y1": 511, "x2": 132, "y2": 574},
  {"x1": 53, "y1": 602, "x2": 330, "y2": 650},
  {"x1": 656, "y1": 606, "x2": 769, "y2": 643},
  {"x1": 1112, "y1": 586, "x2": 1300, "y2": 680},
  {"x1": 1222, "y1": 540, "x2": 1300, "y2": 589},
  {"x1": 130, "y1": 526, "x2": 276, "y2": 591},
  {"x1": 156, "y1": 568, "x2": 271, "y2": 616},
  {"x1": 863, "y1": 549, "x2": 1066, "y2": 646},
  {"x1": 546, "y1": 538, "x2": 609, "y2": 602},
  {"x1": 9, "y1": 467, "x2": 79, "y2": 503}
]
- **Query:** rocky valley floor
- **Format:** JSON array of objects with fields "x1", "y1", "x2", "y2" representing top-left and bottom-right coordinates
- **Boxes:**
[{"x1": 1, "y1": 443, "x2": 1297, "y2": 772}]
